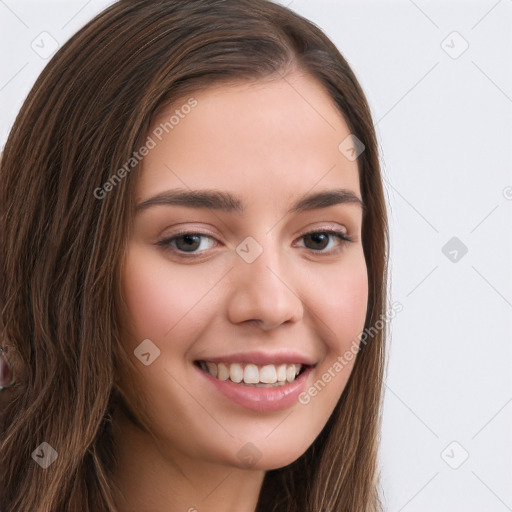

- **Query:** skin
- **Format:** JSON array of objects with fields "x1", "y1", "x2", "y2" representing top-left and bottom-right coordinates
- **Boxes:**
[{"x1": 112, "y1": 70, "x2": 368, "y2": 512}]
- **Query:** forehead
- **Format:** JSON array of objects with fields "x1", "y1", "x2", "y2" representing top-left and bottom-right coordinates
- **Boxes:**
[{"x1": 137, "y1": 71, "x2": 361, "y2": 205}]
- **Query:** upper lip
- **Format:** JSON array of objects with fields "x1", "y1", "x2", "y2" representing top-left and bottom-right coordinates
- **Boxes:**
[{"x1": 195, "y1": 350, "x2": 317, "y2": 366}]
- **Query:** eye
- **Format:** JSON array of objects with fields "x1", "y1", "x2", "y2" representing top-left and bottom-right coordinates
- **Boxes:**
[
  {"x1": 296, "y1": 229, "x2": 352, "y2": 252},
  {"x1": 156, "y1": 228, "x2": 352, "y2": 258},
  {"x1": 156, "y1": 232, "x2": 217, "y2": 254}
]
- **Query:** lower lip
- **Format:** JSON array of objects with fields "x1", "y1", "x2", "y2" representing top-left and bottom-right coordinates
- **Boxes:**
[{"x1": 195, "y1": 364, "x2": 312, "y2": 412}]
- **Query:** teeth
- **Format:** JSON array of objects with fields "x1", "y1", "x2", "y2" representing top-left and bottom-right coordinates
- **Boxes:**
[
  {"x1": 230, "y1": 363, "x2": 243, "y2": 383},
  {"x1": 276, "y1": 364, "x2": 287, "y2": 382},
  {"x1": 243, "y1": 364, "x2": 259, "y2": 384},
  {"x1": 198, "y1": 361, "x2": 304, "y2": 386},
  {"x1": 259, "y1": 364, "x2": 277, "y2": 384},
  {"x1": 206, "y1": 362, "x2": 217, "y2": 378},
  {"x1": 217, "y1": 362, "x2": 229, "y2": 381},
  {"x1": 286, "y1": 364, "x2": 298, "y2": 383}
]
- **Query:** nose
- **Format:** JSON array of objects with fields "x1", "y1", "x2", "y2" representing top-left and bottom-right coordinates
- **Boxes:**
[{"x1": 226, "y1": 243, "x2": 304, "y2": 330}]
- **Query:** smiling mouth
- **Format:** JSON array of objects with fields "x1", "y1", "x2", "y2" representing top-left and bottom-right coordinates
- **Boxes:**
[{"x1": 194, "y1": 360, "x2": 308, "y2": 387}]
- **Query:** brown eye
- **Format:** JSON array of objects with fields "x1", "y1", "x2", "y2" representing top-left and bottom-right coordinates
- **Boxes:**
[
  {"x1": 174, "y1": 234, "x2": 202, "y2": 252},
  {"x1": 303, "y1": 232, "x2": 330, "y2": 250},
  {"x1": 156, "y1": 233, "x2": 217, "y2": 254},
  {"x1": 297, "y1": 230, "x2": 351, "y2": 252}
]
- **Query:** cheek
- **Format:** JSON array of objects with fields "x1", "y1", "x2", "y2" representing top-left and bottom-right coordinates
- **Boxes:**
[
  {"x1": 294, "y1": 251, "x2": 368, "y2": 432},
  {"x1": 121, "y1": 244, "x2": 216, "y2": 349},
  {"x1": 309, "y1": 249, "x2": 369, "y2": 350}
]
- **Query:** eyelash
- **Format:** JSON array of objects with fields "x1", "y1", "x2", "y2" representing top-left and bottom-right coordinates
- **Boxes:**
[{"x1": 156, "y1": 228, "x2": 352, "y2": 258}]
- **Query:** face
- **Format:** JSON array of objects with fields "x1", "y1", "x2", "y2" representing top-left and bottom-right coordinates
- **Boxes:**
[{"x1": 118, "y1": 71, "x2": 368, "y2": 471}]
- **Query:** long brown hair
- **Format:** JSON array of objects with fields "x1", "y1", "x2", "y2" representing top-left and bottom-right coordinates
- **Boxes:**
[{"x1": 0, "y1": 1, "x2": 388, "y2": 510}]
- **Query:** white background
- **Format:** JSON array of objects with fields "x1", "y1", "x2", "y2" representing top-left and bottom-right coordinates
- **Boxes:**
[{"x1": 1, "y1": 1, "x2": 511, "y2": 510}]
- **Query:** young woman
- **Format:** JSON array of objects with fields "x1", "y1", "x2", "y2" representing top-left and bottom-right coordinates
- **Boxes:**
[{"x1": 0, "y1": 1, "x2": 388, "y2": 510}]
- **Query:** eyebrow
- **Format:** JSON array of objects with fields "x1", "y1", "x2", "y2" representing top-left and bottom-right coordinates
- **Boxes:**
[{"x1": 135, "y1": 187, "x2": 364, "y2": 214}]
